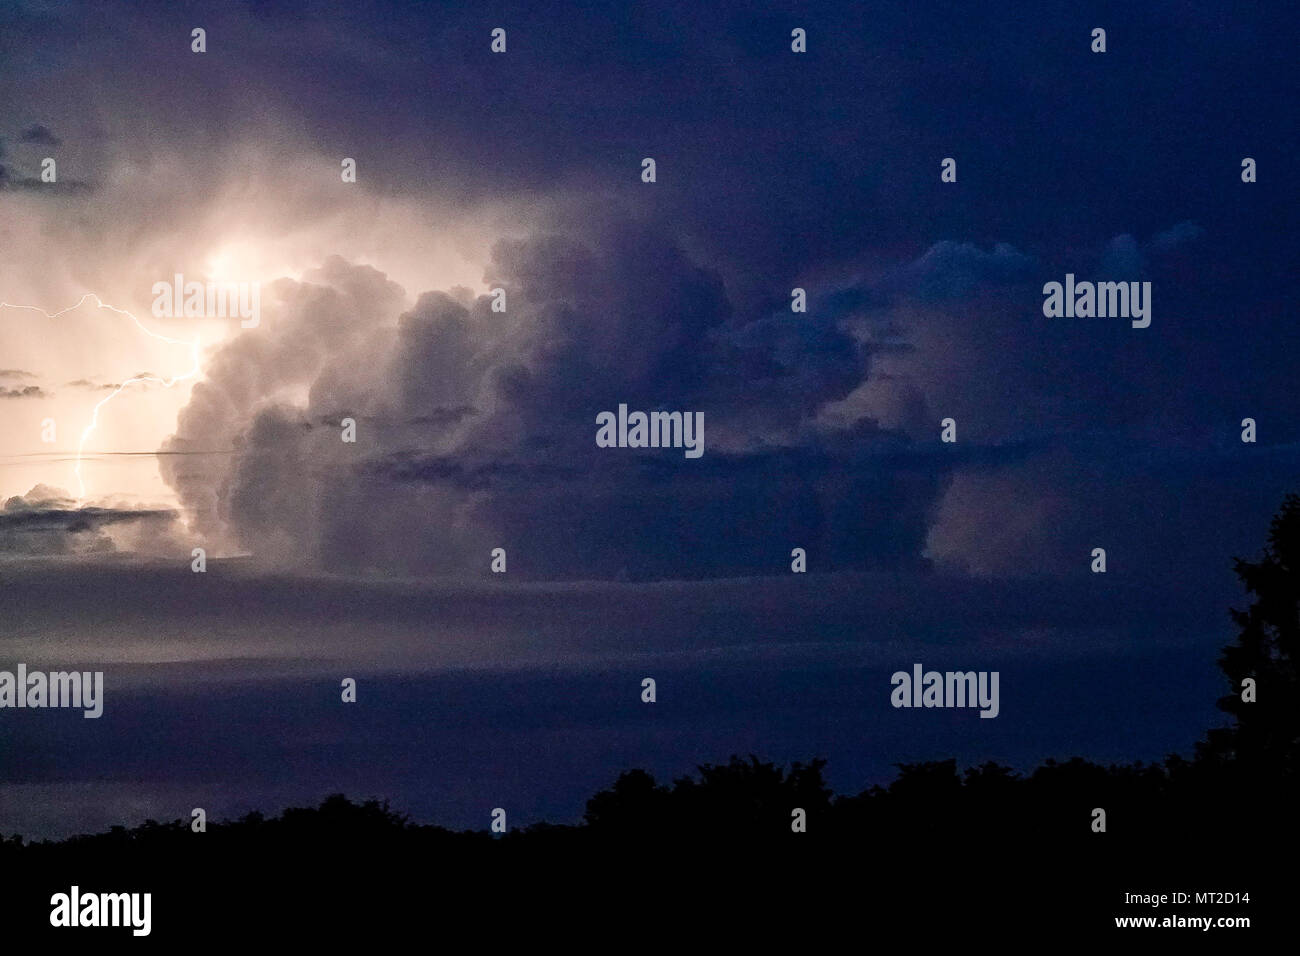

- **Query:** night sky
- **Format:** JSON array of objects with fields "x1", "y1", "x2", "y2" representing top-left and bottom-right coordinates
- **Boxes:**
[{"x1": 0, "y1": 0, "x2": 1296, "y2": 839}]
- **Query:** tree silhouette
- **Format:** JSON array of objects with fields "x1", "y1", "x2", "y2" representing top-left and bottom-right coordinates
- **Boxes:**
[
  {"x1": 583, "y1": 768, "x2": 670, "y2": 833},
  {"x1": 1198, "y1": 492, "x2": 1300, "y2": 781},
  {"x1": 584, "y1": 756, "x2": 833, "y2": 838}
]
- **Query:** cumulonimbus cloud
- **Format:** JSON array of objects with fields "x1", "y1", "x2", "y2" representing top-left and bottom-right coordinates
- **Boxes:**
[{"x1": 157, "y1": 219, "x2": 951, "y2": 579}]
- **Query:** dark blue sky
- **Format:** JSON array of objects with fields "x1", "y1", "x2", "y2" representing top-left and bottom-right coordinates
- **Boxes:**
[{"x1": 0, "y1": 0, "x2": 1296, "y2": 837}]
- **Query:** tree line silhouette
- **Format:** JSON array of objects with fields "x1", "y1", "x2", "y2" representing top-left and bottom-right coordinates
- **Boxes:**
[{"x1": 2, "y1": 495, "x2": 1295, "y2": 938}]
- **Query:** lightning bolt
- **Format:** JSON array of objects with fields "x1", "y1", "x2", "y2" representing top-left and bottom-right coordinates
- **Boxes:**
[{"x1": 0, "y1": 293, "x2": 201, "y2": 501}]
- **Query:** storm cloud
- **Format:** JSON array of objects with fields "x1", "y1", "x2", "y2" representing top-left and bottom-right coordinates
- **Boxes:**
[{"x1": 158, "y1": 223, "x2": 948, "y2": 578}]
